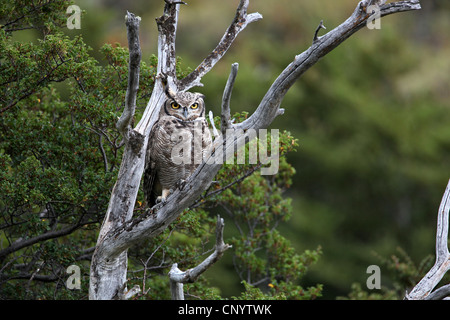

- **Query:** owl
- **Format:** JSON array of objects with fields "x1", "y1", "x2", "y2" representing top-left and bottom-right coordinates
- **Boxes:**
[{"x1": 144, "y1": 88, "x2": 212, "y2": 207}]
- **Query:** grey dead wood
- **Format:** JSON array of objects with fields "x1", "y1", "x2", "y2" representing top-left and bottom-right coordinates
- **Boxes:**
[
  {"x1": 168, "y1": 215, "x2": 231, "y2": 300},
  {"x1": 89, "y1": 1, "x2": 422, "y2": 300},
  {"x1": 405, "y1": 179, "x2": 450, "y2": 300}
]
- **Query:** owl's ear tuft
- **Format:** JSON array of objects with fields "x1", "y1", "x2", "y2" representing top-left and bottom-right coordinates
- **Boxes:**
[
  {"x1": 161, "y1": 74, "x2": 176, "y2": 100},
  {"x1": 165, "y1": 86, "x2": 177, "y2": 100}
]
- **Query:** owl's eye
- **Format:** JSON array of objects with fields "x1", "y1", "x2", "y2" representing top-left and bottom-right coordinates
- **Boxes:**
[
  {"x1": 190, "y1": 103, "x2": 199, "y2": 109},
  {"x1": 171, "y1": 102, "x2": 180, "y2": 109}
]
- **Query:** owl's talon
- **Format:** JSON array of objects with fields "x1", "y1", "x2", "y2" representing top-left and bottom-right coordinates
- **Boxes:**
[
  {"x1": 175, "y1": 179, "x2": 186, "y2": 190},
  {"x1": 156, "y1": 196, "x2": 167, "y2": 204}
]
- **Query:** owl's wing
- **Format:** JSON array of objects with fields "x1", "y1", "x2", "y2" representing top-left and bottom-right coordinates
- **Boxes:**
[{"x1": 143, "y1": 127, "x2": 161, "y2": 208}]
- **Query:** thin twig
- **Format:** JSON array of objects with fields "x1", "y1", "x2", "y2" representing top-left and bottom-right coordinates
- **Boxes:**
[
  {"x1": 190, "y1": 163, "x2": 263, "y2": 209},
  {"x1": 98, "y1": 134, "x2": 109, "y2": 172},
  {"x1": 313, "y1": 20, "x2": 326, "y2": 43}
]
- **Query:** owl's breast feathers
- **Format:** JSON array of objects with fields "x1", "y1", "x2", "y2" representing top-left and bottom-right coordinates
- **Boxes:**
[{"x1": 144, "y1": 115, "x2": 212, "y2": 207}]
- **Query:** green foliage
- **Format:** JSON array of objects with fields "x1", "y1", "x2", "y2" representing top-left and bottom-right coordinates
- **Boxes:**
[
  {"x1": 340, "y1": 247, "x2": 443, "y2": 300},
  {"x1": 126, "y1": 208, "x2": 220, "y2": 300},
  {"x1": 0, "y1": 1, "x2": 156, "y2": 299},
  {"x1": 0, "y1": 0, "x2": 320, "y2": 300},
  {"x1": 283, "y1": 28, "x2": 450, "y2": 296},
  {"x1": 0, "y1": 0, "x2": 72, "y2": 35},
  {"x1": 188, "y1": 115, "x2": 322, "y2": 299},
  {"x1": 234, "y1": 280, "x2": 323, "y2": 300}
]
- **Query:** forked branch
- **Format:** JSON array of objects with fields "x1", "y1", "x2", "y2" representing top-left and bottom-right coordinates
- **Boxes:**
[
  {"x1": 178, "y1": 0, "x2": 262, "y2": 91},
  {"x1": 169, "y1": 216, "x2": 231, "y2": 300}
]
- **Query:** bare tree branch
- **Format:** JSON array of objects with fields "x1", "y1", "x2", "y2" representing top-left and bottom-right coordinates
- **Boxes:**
[
  {"x1": 89, "y1": 11, "x2": 147, "y2": 300},
  {"x1": 134, "y1": 1, "x2": 183, "y2": 135},
  {"x1": 178, "y1": 0, "x2": 262, "y2": 91},
  {"x1": 0, "y1": 215, "x2": 93, "y2": 261},
  {"x1": 155, "y1": 2, "x2": 181, "y2": 87},
  {"x1": 116, "y1": 12, "x2": 141, "y2": 137},
  {"x1": 406, "y1": 179, "x2": 450, "y2": 300},
  {"x1": 168, "y1": 215, "x2": 231, "y2": 300},
  {"x1": 425, "y1": 284, "x2": 450, "y2": 300},
  {"x1": 237, "y1": 0, "x2": 421, "y2": 132},
  {"x1": 221, "y1": 63, "x2": 239, "y2": 134}
]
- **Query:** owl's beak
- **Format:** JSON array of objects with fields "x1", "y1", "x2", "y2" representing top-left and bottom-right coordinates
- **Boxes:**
[{"x1": 183, "y1": 107, "x2": 188, "y2": 119}]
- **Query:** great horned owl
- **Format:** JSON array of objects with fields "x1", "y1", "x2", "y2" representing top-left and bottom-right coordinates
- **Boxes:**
[{"x1": 144, "y1": 88, "x2": 212, "y2": 207}]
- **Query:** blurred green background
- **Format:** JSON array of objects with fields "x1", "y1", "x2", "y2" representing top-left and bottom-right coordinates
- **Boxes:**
[{"x1": 66, "y1": 0, "x2": 449, "y2": 298}]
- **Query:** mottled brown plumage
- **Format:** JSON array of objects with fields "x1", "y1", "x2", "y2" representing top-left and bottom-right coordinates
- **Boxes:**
[{"x1": 144, "y1": 89, "x2": 212, "y2": 207}]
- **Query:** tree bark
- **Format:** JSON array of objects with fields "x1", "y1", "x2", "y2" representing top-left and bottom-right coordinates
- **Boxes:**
[
  {"x1": 89, "y1": 0, "x2": 421, "y2": 300},
  {"x1": 405, "y1": 179, "x2": 450, "y2": 300}
]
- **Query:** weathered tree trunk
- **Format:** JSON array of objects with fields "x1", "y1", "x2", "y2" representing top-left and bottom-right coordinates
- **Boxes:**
[{"x1": 89, "y1": 0, "x2": 421, "y2": 300}]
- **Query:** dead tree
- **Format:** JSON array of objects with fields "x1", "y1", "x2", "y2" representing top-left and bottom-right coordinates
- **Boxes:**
[{"x1": 89, "y1": 0, "x2": 422, "y2": 300}]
